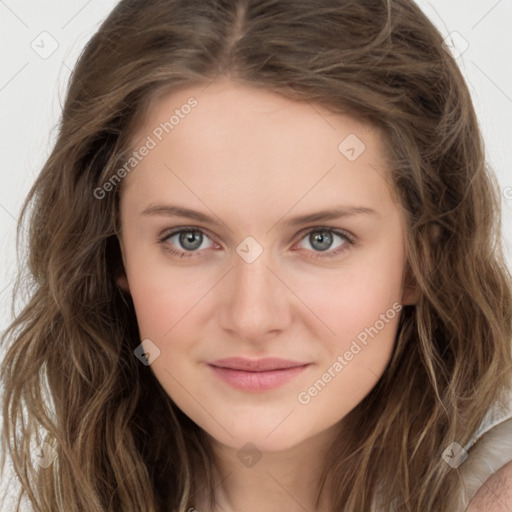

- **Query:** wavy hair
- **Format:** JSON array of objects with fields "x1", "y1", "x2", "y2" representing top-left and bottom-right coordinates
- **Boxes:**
[{"x1": 2, "y1": 0, "x2": 512, "y2": 510}]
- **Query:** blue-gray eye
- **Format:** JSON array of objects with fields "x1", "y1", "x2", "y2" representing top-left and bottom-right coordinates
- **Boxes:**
[
  {"x1": 177, "y1": 230, "x2": 203, "y2": 250},
  {"x1": 299, "y1": 229, "x2": 350, "y2": 253}
]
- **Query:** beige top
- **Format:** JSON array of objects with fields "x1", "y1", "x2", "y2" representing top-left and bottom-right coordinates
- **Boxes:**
[
  {"x1": 454, "y1": 386, "x2": 512, "y2": 510},
  {"x1": 370, "y1": 386, "x2": 512, "y2": 512}
]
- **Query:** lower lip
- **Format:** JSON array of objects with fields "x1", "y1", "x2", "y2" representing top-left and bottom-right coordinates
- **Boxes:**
[{"x1": 208, "y1": 364, "x2": 310, "y2": 392}]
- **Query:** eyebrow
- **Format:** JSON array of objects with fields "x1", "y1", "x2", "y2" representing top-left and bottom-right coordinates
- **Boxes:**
[{"x1": 140, "y1": 204, "x2": 379, "y2": 227}]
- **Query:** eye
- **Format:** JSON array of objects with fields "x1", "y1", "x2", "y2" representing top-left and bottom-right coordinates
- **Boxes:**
[
  {"x1": 295, "y1": 228, "x2": 353, "y2": 258},
  {"x1": 158, "y1": 226, "x2": 354, "y2": 260},
  {"x1": 159, "y1": 228, "x2": 217, "y2": 257}
]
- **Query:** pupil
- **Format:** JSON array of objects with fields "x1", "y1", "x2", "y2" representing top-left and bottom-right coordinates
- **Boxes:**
[
  {"x1": 180, "y1": 231, "x2": 202, "y2": 250},
  {"x1": 311, "y1": 231, "x2": 332, "y2": 251}
]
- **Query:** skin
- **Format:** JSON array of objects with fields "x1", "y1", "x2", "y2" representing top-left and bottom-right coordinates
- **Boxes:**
[
  {"x1": 116, "y1": 80, "x2": 418, "y2": 512},
  {"x1": 466, "y1": 460, "x2": 512, "y2": 511}
]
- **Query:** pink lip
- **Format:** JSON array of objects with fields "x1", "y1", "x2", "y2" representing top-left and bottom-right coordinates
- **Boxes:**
[{"x1": 208, "y1": 357, "x2": 310, "y2": 392}]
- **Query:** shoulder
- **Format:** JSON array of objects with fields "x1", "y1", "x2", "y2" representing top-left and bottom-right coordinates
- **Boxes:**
[
  {"x1": 457, "y1": 409, "x2": 512, "y2": 511},
  {"x1": 466, "y1": 459, "x2": 512, "y2": 511}
]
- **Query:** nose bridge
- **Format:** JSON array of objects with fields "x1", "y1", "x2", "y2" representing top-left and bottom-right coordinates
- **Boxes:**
[{"x1": 218, "y1": 245, "x2": 291, "y2": 340}]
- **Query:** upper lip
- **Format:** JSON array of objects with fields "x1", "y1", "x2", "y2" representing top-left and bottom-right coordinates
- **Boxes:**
[{"x1": 209, "y1": 357, "x2": 309, "y2": 372}]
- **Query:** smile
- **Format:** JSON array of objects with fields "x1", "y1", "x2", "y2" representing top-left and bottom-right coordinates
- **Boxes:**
[{"x1": 208, "y1": 357, "x2": 310, "y2": 392}]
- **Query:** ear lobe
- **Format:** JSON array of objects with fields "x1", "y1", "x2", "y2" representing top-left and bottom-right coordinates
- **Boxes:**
[
  {"x1": 401, "y1": 223, "x2": 440, "y2": 306},
  {"x1": 115, "y1": 233, "x2": 130, "y2": 293},
  {"x1": 115, "y1": 236, "x2": 131, "y2": 293},
  {"x1": 401, "y1": 262, "x2": 419, "y2": 306},
  {"x1": 401, "y1": 282, "x2": 420, "y2": 306},
  {"x1": 116, "y1": 272, "x2": 131, "y2": 293}
]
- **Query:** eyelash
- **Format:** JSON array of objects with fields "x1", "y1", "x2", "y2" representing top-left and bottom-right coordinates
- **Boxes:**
[{"x1": 158, "y1": 226, "x2": 355, "y2": 260}]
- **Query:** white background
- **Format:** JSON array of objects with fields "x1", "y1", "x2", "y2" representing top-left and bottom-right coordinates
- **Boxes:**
[{"x1": 1, "y1": 0, "x2": 511, "y2": 507}]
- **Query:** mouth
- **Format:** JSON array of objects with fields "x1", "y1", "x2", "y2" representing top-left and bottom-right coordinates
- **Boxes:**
[{"x1": 208, "y1": 357, "x2": 310, "y2": 392}]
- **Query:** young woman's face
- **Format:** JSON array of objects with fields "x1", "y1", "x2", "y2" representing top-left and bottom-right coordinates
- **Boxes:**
[{"x1": 117, "y1": 81, "x2": 413, "y2": 452}]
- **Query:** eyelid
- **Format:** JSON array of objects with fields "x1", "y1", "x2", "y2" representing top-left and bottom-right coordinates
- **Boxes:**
[
  {"x1": 159, "y1": 225, "x2": 218, "y2": 240},
  {"x1": 158, "y1": 225, "x2": 355, "y2": 258},
  {"x1": 294, "y1": 225, "x2": 355, "y2": 244},
  {"x1": 158, "y1": 225, "x2": 219, "y2": 252},
  {"x1": 291, "y1": 226, "x2": 355, "y2": 259}
]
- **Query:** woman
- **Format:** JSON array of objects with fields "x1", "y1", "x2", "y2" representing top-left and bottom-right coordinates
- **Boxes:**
[{"x1": 2, "y1": 0, "x2": 512, "y2": 510}]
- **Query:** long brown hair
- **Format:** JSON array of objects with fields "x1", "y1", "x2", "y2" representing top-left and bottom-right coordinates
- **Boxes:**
[{"x1": 2, "y1": 0, "x2": 511, "y2": 510}]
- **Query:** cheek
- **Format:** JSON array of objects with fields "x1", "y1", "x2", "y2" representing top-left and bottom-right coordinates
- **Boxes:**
[
  {"x1": 126, "y1": 227, "x2": 405, "y2": 353},
  {"x1": 291, "y1": 243, "x2": 405, "y2": 420},
  {"x1": 122, "y1": 235, "x2": 405, "y2": 447},
  {"x1": 292, "y1": 243, "x2": 405, "y2": 351},
  {"x1": 125, "y1": 252, "x2": 216, "y2": 341}
]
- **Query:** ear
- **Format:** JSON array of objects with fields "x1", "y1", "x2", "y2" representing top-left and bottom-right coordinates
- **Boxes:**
[
  {"x1": 401, "y1": 223, "x2": 440, "y2": 306},
  {"x1": 115, "y1": 235, "x2": 131, "y2": 293},
  {"x1": 401, "y1": 263, "x2": 420, "y2": 306},
  {"x1": 116, "y1": 271, "x2": 131, "y2": 293}
]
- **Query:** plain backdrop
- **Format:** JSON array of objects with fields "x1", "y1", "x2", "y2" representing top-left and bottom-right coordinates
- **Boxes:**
[{"x1": 0, "y1": 0, "x2": 511, "y2": 507}]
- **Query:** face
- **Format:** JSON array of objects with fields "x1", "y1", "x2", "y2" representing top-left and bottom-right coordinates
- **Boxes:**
[{"x1": 116, "y1": 80, "x2": 414, "y2": 453}]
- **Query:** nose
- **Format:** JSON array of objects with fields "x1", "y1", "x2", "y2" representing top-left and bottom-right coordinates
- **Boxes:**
[{"x1": 217, "y1": 248, "x2": 293, "y2": 344}]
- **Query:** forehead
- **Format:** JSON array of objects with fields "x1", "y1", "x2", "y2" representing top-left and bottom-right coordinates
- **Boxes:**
[
  {"x1": 132, "y1": 80, "x2": 377, "y2": 157},
  {"x1": 121, "y1": 81, "x2": 398, "y2": 220}
]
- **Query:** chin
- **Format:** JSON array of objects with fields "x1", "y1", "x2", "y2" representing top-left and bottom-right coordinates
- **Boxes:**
[{"x1": 204, "y1": 422, "x2": 316, "y2": 454}]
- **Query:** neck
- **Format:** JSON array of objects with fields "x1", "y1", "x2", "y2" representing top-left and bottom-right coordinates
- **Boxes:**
[{"x1": 193, "y1": 425, "x2": 340, "y2": 512}]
